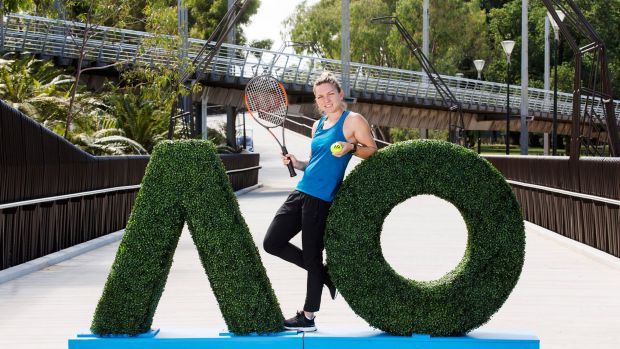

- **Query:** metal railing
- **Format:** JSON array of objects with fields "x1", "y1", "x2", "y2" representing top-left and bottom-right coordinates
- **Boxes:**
[
  {"x1": 1, "y1": 13, "x2": 619, "y2": 123},
  {"x1": 485, "y1": 155, "x2": 620, "y2": 258},
  {"x1": 0, "y1": 96, "x2": 261, "y2": 270},
  {"x1": 0, "y1": 162, "x2": 261, "y2": 211}
]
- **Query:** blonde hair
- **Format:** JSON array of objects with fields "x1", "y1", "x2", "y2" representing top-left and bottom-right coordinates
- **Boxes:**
[{"x1": 312, "y1": 71, "x2": 347, "y2": 113}]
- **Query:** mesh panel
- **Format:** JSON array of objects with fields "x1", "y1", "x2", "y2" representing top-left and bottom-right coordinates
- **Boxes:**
[{"x1": 244, "y1": 75, "x2": 288, "y2": 128}]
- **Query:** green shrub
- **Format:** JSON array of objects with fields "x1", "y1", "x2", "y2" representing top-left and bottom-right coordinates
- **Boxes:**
[
  {"x1": 91, "y1": 140, "x2": 283, "y2": 336},
  {"x1": 325, "y1": 140, "x2": 525, "y2": 336}
]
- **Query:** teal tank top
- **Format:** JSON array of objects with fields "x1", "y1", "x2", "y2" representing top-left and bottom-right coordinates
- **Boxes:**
[{"x1": 296, "y1": 110, "x2": 353, "y2": 202}]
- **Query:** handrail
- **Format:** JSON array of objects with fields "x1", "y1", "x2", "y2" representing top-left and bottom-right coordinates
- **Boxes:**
[
  {"x1": 1, "y1": 13, "x2": 618, "y2": 123},
  {"x1": 0, "y1": 185, "x2": 142, "y2": 210},
  {"x1": 0, "y1": 165, "x2": 262, "y2": 210},
  {"x1": 224, "y1": 165, "x2": 261, "y2": 174},
  {"x1": 506, "y1": 180, "x2": 620, "y2": 206}
]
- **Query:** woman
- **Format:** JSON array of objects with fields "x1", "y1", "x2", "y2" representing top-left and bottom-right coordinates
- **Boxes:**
[{"x1": 263, "y1": 71, "x2": 377, "y2": 331}]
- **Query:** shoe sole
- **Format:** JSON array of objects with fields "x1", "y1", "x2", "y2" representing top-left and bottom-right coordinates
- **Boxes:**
[{"x1": 284, "y1": 325, "x2": 317, "y2": 332}]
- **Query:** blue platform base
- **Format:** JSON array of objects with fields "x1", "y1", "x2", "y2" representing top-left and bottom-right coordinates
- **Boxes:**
[{"x1": 68, "y1": 327, "x2": 539, "y2": 349}]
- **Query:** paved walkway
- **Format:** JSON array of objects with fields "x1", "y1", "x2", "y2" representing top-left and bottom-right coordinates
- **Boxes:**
[{"x1": 1, "y1": 117, "x2": 619, "y2": 349}]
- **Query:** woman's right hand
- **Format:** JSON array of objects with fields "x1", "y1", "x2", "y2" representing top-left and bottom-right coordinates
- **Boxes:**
[{"x1": 282, "y1": 153, "x2": 298, "y2": 169}]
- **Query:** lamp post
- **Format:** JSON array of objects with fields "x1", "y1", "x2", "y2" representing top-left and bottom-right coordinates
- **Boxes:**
[
  {"x1": 474, "y1": 59, "x2": 485, "y2": 80},
  {"x1": 548, "y1": 10, "x2": 565, "y2": 156},
  {"x1": 474, "y1": 59, "x2": 485, "y2": 153},
  {"x1": 501, "y1": 40, "x2": 515, "y2": 155}
]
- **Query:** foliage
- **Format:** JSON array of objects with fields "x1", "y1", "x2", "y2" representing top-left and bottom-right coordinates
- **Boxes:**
[
  {"x1": 4, "y1": 0, "x2": 268, "y2": 155},
  {"x1": 30, "y1": 0, "x2": 261, "y2": 43},
  {"x1": 484, "y1": 0, "x2": 620, "y2": 96},
  {"x1": 389, "y1": 127, "x2": 447, "y2": 143},
  {"x1": 0, "y1": 54, "x2": 73, "y2": 122},
  {"x1": 286, "y1": 0, "x2": 485, "y2": 72},
  {"x1": 248, "y1": 38, "x2": 273, "y2": 50},
  {"x1": 286, "y1": 0, "x2": 395, "y2": 65},
  {"x1": 91, "y1": 140, "x2": 283, "y2": 335},
  {"x1": 74, "y1": 128, "x2": 149, "y2": 155},
  {"x1": 1, "y1": 0, "x2": 32, "y2": 13},
  {"x1": 0, "y1": 53, "x2": 157, "y2": 155},
  {"x1": 325, "y1": 140, "x2": 525, "y2": 336},
  {"x1": 103, "y1": 88, "x2": 169, "y2": 153},
  {"x1": 184, "y1": 0, "x2": 260, "y2": 42},
  {"x1": 286, "y1": 0, "x2": 620, "y2": 97},
  {"x1": 391, "y1": 0, "x2": 489, "y2": 75},
  {"x1": 56, "y1": 0, "x2": 133, "y2": 138}
]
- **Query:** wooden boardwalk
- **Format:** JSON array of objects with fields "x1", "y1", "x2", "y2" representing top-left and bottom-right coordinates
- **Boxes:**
[{"x1": 1, "y1": 117, "x2": 619, "y2": 348}]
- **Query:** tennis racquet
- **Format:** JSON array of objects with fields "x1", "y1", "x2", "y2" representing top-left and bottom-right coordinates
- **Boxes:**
[{"x1": 244, "y1": 75, "x2": 297, "y2": 177}]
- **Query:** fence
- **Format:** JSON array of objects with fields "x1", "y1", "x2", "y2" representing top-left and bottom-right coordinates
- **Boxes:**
[
  {"x1": 0, "y1": 101, "x2": 259, "y2": 270},
  {"x1": 484, "y1": 156, "x2": 620, "y2": 258}
]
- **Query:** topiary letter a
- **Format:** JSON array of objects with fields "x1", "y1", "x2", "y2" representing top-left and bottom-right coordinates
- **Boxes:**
[{"x1": 90, "y1": 140, "x2": 284, "y2": 336}]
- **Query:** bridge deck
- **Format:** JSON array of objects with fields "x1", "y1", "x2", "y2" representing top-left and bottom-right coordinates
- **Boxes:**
[{"x1": 1, "y1": 118, "x2": 619, "y2": 349}]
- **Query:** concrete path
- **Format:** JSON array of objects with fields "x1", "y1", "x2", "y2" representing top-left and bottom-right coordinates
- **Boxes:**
[{"x1": 1, "y1": 117, "x2": 619, "y2": 349}]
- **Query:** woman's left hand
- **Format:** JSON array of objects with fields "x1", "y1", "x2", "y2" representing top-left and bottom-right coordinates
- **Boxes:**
[{"x1": 331, "y1": 141, "x2": 355, "y2": 158}]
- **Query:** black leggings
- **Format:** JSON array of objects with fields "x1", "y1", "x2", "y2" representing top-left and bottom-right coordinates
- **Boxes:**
[{"x1": 263, "y1": 190, "x2": 332, "y2": 312}]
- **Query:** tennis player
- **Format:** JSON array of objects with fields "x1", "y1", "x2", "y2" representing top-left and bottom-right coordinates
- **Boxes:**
[{"x1": 263, "y1": 71, "x2": 377, "y2": 331}]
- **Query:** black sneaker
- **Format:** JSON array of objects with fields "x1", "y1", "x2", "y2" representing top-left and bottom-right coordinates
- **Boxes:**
[
  {"x1": 324, "y1": 266, "x2": 338, "y2": 300},
  {"x1": 283, "y1": 311, "x2": 317, "y2": 332}
]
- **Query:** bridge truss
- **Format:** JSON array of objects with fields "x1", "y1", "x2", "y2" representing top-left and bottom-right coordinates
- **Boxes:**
[
  {"x1": 542, "y1": 0, "x2": 619, "y2": 158},
  {"x1": 371, "y1": 16, "x2": 466, "y2": 146}
]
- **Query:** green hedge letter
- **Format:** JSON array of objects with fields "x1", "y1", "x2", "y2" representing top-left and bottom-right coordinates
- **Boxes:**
[
  {"x1": 91, "y1": 140, "x2": 284, "y2": 336},
  {"x1": 325, "y1": 140, "x2": 525, "y2": 336}
]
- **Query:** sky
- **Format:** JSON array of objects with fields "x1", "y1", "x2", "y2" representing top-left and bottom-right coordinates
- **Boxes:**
[{"x1": 241, "y1": 0, "x2": 320, "y2": 52}]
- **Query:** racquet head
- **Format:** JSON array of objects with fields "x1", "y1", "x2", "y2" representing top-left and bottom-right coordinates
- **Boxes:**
[{"x1": 244, "y1": 75, "x2": 289, "y2": 128}]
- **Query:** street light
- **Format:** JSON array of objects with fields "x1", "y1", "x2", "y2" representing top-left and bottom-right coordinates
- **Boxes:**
[
  {"x1": 501, "y1": 40, "x2": 515, "y2": 155},
  {"x1": 474, "y1": 59, "x2": 485, "y2": 153},
  {"x1": 473, "y1": 59, "x2": 485, "y2": 80},
  {"x1": 548, "y1": 9, "x2": 565, "y2": 156}
]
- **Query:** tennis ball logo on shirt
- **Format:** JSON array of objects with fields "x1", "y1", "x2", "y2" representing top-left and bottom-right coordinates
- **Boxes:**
[{"x1": 330, "y1": 142, "x2": 343, "y2": 154}]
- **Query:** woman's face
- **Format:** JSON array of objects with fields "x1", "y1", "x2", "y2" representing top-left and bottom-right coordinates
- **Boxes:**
[{"x1": 314, "y1": 83, "x2": 344, "y2": 114}]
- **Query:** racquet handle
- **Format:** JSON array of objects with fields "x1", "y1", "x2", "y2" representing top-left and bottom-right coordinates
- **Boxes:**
[{"x1": 282, "y1": 146, "x2": 297, "y2": 177}]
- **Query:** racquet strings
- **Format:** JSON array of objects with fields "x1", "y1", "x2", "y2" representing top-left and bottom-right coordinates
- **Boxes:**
[{"x1": 245, "y1": 76, "x2": 288, "y2": 128}]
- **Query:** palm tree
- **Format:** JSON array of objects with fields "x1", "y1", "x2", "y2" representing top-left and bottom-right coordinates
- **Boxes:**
[
  {"x1": 0, "y1": 53, "x2": 149, "y2": 155},
  {"x1": 105, "y1": 89, "x2": 169, "y2": 153},
  {"x1": 73, "y1": 128, "x2": 148, "y2": 155},
  {"x1": 0, "y1": 54, "x2": 73, "y2": 125}
]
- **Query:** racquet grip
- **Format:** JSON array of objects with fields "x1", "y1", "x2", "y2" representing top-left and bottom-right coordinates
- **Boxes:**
[{"x1": 282, "y1": 146, "x2": 297, "y2": 177}]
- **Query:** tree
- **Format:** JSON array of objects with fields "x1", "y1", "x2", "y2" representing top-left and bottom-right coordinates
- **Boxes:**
[
  {"x1": 185, "y1": 0, "x2": 260, "y2": 42},
  {"x1": 285, "y1": 0, "x2": 396, "y2": 65},
  {"x1": 60, "y1": 0, "x2": 132, "y2": 138},
  {"x1": 104, "y1": 84, "x2": 169, "y2": 153},
  {"x1": 285, "y1": 0, "x2": 488, "y2": 72},
  {"x1": 74, "y1": 128, "x2": 149, "y2": 155},
  {"x1": 391, "y1": 0, "x2": 489, "y2": 75},
  {"x1": 248, "y1": 38, "x2": 273, "y2": 50},
  {"x1": 485, "y1": 0, "x2": 620, "y2": 97},
  {"x1": 0, "y1": 54, "x2": 73, "y2": 127},
  {"x1": 480, "y1": 0, "x2": 511, "y2": 13},
  {"x1": 1, "y1": 0, "x2": 33, "y2": 46},
  {"x1": 1, "y1": 0, "x2": 31, "y2": 14}
]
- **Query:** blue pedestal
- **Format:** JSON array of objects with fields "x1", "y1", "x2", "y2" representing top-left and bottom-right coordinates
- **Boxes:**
[
  {"x1": 68, "y1": 329, "x2": 303, "y2": 349},
  {"x1": 68, "y1": 328, "x2": 539, "y2": 349},
  {"x1": 304, "y1": 328, "x2": 539, "y2": 349}
]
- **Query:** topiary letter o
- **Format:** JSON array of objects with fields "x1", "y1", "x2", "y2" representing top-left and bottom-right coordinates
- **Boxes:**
[{"x1": 325, "y1": 140, "x2": 525, "y2": 336}]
